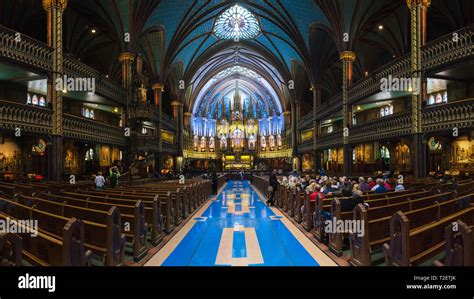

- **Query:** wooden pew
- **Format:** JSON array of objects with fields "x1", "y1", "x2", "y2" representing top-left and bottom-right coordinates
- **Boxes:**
[
  {"x1": 434, "y1": 220, "x2": 474, "y2": 266},
  {"x1": 302, "y1": 192, "x2": 314, "y2": 231},
  {"x1": 13, "y1": 195, "x2": 147, "y2": 262},
  {"x1": 328, "y1": 191, "x2": 431, "y2": 256},
  {"x1": 0, "y1": 184, "x2": 15, "y2": 198},
  {"x1": 0, "y1": 232, "x2": 22, "y2": 266},
  {"x1": 294, "y1": 191, "x2": 306, "y2": 223},
  {"x1": 81, "y1": 188, "x2": 184, "y2": 227},
  {"x1": 312, "y1": 193, "x2": 329, "y2": 242},
  {"x1": 0, "y1": 198, "x2": 125, "y2": 266},
  {"x1": 349, "y1": 193, "x2": 470, "y2": 266},
  {"x1": 34, "y1": 193, "x2": 164, "y2": 244},
  {"x1": 383, "y1": 205, "x2": 474, "y2": 266},
  {"x1": 0, "y1": 212, "x2": 91, "y2": 266},
  {"x1": 59, "y1": 191, "x2": 173, "y2": 234}
]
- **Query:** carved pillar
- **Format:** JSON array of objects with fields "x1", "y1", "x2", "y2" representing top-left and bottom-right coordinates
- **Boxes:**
[
  {"x1": 171, "y1": 101, "x2": 184, "y2": 162},
  {"x1": 407, "y1": 0, "x2": 430, "y2": 178},
  {"x1": 312, "y1": 83, "x2": 322, "y2": 172},
  {"x1": 152, "y1": 83, "x2": 164, "y2": 173},
  {"x1": 283, "y1": 111, "x2": 291, "y2": 130},
  {"x1": 291, "y1": 99, "x2": 298, "y2": 159},
  {"x1": 171, "y1": 101, "x2": 180, "y2": 120},
  {"x1": 118, "y1": 52, "x2": 134, "y2": 177},
  {"x1": 340, "y1": 51, "x2": 356, "y2": 175},
  {"x1": 184, "y1": 112, "x2": 192, "y2": 130},
  {"x1": 43, "y1": 0, "x2": 67, "y2": 181}
]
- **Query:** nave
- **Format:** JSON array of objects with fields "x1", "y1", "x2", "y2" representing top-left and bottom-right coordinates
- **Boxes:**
[{"x1": 145, "y1": 180, "x2": 335, "y2": 266}]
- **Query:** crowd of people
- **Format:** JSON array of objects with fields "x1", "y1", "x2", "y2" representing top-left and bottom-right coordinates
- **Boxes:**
[{"x1": 266, "y1": 170, "x2": 405, "y2": 213}]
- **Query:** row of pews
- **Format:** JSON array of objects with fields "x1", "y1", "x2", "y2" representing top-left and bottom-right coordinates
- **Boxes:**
[
  {"x1": 0, "y1": 179, "x2": 212, "y2": 266},
  {"x1": 252, "y1": 176, "x2": 474, "y2": 266}
]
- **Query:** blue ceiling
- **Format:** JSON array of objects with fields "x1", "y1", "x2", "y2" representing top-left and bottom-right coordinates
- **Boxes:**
[{"x1": 143, "y1": 0, "x2": 329, "y2": 76}]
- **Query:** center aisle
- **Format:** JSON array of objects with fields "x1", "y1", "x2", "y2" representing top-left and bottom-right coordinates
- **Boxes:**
[{"x1": 145, "y1": 180, "x2": 336, "y2": 266}]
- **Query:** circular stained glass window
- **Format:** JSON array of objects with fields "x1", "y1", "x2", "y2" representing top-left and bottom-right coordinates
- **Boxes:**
[{"x1": 214, "y1": 4, "x2": 260, "y2": 40}]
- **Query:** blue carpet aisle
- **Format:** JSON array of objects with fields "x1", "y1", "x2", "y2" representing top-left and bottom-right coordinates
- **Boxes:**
[{"x1": 145, "y1": 180, "x2": 336, "y2": 266}]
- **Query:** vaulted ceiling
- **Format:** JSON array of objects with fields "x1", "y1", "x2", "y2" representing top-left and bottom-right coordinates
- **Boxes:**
[{"x1": 1, "y1": 0, "x2": 472, "y2": 114}]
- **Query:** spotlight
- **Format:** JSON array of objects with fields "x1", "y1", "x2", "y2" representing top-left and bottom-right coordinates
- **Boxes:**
[{"x1": 91, "y1": 28, "x2": 97, "y2": 34}]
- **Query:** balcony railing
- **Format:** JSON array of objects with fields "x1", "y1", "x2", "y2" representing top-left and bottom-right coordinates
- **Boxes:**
[
  {"x1": 63, "y1": 56, "x2": 127, "y2": 105},
  {"x1": 422, "y1": 99, "x2": 474, "y2": 133},
  {"x1": 422, "y1": 26, "x2": 473, "y2": 70},
  {"x1": 314, "y1": 98, "x2": 474, "y2": 149},
  {"x1": 0, "y1": 100, "x2": 127, "y2": 146},
  {"x1": 0, "y1": 100, "x2": 52, "y2": 134},
  {"x1": 0, "y1": 25, "x2": 52, "y2": 72},
  {"x1": 63, "y1": 114, "x2": 126, "y2": 146},
  {"x1": 349, "y1": 112, "x2": 412, "y2": 144}
]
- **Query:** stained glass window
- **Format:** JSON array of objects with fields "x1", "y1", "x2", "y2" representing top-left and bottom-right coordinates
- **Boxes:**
[{"x1": 214, "y1": 4, "x2": 260, "y2": 40}]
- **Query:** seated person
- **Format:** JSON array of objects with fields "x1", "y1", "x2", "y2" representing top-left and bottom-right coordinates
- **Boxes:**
[
  {"x1": 340, "y1": 187, "x2": 363, "y2": 212},
  {"x1": 374, "y1": 179, "x2": 388, "y2": 193},
  {"x1": 322, "y1": 181, "x2": 334, "y2": 196},
  {"x1": 310, "y1": 184, "x2": 325, "y2": 201},
  {"x1": 367, "y1": 177, "x2": 376, "y2": 189},
  {"x1": 395, "y1": 183, "x2": 405, "y2": 192},
  {"x1": 383, "y1": 178, "x2": 392, "y2": 190},
  {"x1": 358, "y1": 177, "x2": 370, "y2": 192}
]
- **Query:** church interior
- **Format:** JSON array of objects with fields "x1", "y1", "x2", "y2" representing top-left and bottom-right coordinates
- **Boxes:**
[{"x1": 0, "y1": 0, "x2": 474, "y2": 272}]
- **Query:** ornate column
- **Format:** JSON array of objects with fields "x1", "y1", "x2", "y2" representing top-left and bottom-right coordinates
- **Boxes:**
[
  {"x1": 340, "y1": 51, "x2": 356, "y2": 175},
  {"x1": 118, "y1": 52, "x2": 134, "y2": 177},
  {"x1": 290, "y1": 99, "x2": 298, "y2": 159},
  {"x1": 407, "y1": 0, "x2": 430, "y2": 178},
  {"x1": 171, "y1": 101, "x2": 184, "y2": 172},
  {"x1": 118, "y1": 52, "x2": 134, "y2": 103},
  {"x1": 170, "y1": 101, "x2": 180, "y2": 120},
  {"x1": 283, "y1": 111, "x2": 291, "y2": 130},
  {"x1": 312, "y1": 83, "x2": 322, "y2": 173},
  {"x1": 43, "y1": 0, "x2": 67, "y2": 181},
  {"x1": 152, "y1": 83, "x2": 164, "y2": 173},
  {"x1": 184, "y1": 112, "x2": 192, "y2": 130}
]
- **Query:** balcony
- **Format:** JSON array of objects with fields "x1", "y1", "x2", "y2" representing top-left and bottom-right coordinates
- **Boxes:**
[
  {"x1": 0, "y1": 100, "x2": 52, "y2": 134},
  {"x1": 0, "y1": 25, "x2": 52, "y2": 72},
  {"x1": 349, "y1": 112, "x2": 412, "y2": 144},
  {"x1": 0, "y1": 26, "x2": 126, "y2": 104},
  {"x1": 422, "y1": 99, "x2": 474, "y2": 133},
  {"x1": 316, "y1": 26, "x2": 474, "y2": 120},
  {"x1": 314, "y1": 98, "x2": 474, "y2": 149},
  {"x1": 63, "y1": 114, "x2": 126, "y2": 146}
]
